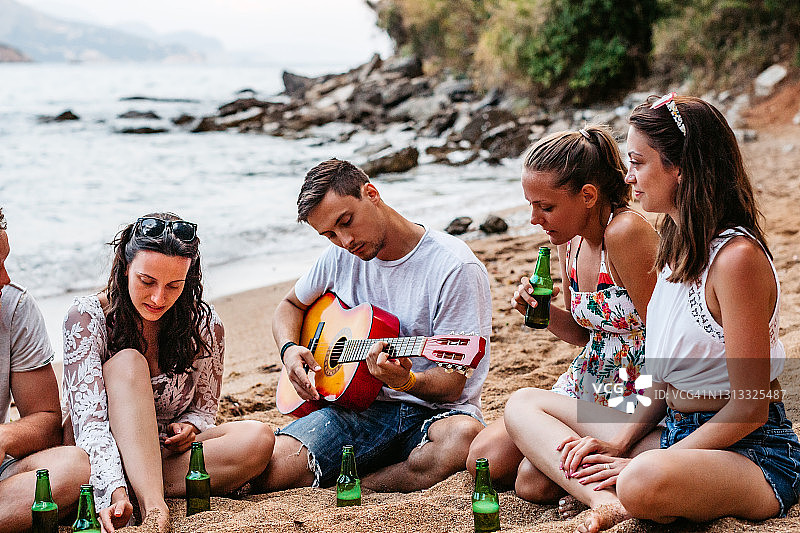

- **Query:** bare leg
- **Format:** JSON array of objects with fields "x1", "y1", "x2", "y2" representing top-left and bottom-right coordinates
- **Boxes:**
[
  {"x1": 504, "y1": 388, "x2": 660, "y2": 532},
  {"x1": 162, "y1": 420, "x2": 274, "y2": 496},
  {"x1": 363, "y1": 414, "x2": 483, "y2": 492},
  {"x1": 0, "y1": 446, "x2": 90, "y2": 533},
  {"x1": 103, "y1": 349, "x2": 169, "y2": 532},
  {"x1": 577, "y1": 447, "x2": 782, "y2": 533},
  {"x1": 466, "y1": 419, "x2": 524, "y2": 487},
  {"x1": 250, "y1": 435, "x2": 316, "y2": 492}
]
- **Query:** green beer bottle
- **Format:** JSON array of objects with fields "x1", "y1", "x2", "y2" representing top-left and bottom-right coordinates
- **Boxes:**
[
  {"x1": 31, "y1": 468, "x2": 58, "y2": 533},
  {"x1": 72, "y1": 484, "x2": 101, "y2": 532},
  {"x1": 524, "y1": 246, "x2": 553, "y2": 329},
  {"x1": 336, "y1": 445, "x2": 361, "y2": 507},
  {"x1": 472, "y1": 458, "x2": 500, "y2": 532},
  {"x1": 186, "y1": 441, "x2": 211, "y2": 516}
]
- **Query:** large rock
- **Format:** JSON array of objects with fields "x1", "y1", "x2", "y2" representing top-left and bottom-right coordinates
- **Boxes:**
[
  {"x1": 381, "y1": 55, "x2": 423, "y2": 78},
  {"x1": 38, "y1": 109, "x2": 80, "y2": 122},
  {"x1": 117, "y1": 127, "x2": 168, "y2": 134},
  {"x1": 218, "y1": 98, "x2": 271, "y2": 117},
  {"x1": 382, "y1": 80, "x2": 416, "y2": 107},
  {"x1": 479, "y1": 215, "x2": 508, "y2": 234},
  {"x1": 117, "y1": 110, "x2": 160, "y2": 120},
  {"x1": 445, "y1": 217, "x2": 473, "y2": 235},
  {"x1": 460, "y1": 109, "x2": 516, "y2": 145},
  {"x1": 282, "y1": 106, "x2": 340, "y2": 131},
  {"x1": 218, "y1": 107, "x2": 266, "y2": 129},
  {"x1": 282, "y1": 71, "x2": 315, "y2": 99},
  {"x1": 172, "y1": 114, "x2": 195, "y2": 126},
  {"x1": 191, "y1": 117, "x2": 225, "y2": 133},
  {"x1": 388, "y1": 94, "x2": 447, "y2": 124},
  {"x1": 754, "y1": 64, "x2": 787, "y2": 97},
  {"x1": 434, "y1": 79, "x2": 475, "y2": 102},
  {"x1": 361, "y1": 147, "x2": 419, "y2": 177}
]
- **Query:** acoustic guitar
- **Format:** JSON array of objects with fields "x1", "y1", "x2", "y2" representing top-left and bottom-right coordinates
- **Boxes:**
[{"x1": 276, "y1": 292, "x2": 486, "y2": 418}]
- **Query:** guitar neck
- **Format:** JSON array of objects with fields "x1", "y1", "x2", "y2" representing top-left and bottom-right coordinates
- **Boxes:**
[{"x1": 339, "y1": 337, "x2": 426, "y2": 363}]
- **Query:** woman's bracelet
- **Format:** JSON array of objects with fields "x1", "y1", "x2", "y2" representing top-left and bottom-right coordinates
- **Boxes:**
[
  {"x1": 280, "y1": 341, "x2": 298, "y2": 364},
  {"x1": 389, "y1": 371, "x2": 416, "y2": 392}
]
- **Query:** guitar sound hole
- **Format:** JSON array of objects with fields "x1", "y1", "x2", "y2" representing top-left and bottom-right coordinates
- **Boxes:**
[{"x1": 329, "y1": 337, "x2": 348, "y2": 367}]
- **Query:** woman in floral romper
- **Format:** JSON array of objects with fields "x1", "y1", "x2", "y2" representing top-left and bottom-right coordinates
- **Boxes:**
[
  {"x1": 467, "y1": 126, "x2": 658, "y2": 516},
  {"x1": 62, "y1": 213, "x2": 274, "y2": 532}
]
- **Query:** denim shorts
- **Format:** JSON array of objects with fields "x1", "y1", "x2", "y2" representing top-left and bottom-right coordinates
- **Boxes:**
[
  {"x1": 275, "y1": 400, "x2": 480, "y2": 487},
  {"x1": 661, "y1": 402, "x2": 800, "y2": 517},
  {"x1": 0, "y1": 455, "x2": 18, "y2": 480}
]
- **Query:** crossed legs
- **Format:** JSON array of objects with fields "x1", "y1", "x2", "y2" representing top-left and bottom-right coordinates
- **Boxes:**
[{"x1": 503, "y1": 387, "x2": 780, "y2": 532}]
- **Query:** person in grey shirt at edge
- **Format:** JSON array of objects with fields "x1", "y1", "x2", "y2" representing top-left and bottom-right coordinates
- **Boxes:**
[{"x1": 0, "y1": 207, "x2": 89, "y2": 532}]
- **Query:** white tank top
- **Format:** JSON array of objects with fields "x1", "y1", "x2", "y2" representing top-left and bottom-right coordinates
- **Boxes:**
[{"x1": 644, "y1": 227, "x2": 785, "y2": 394}]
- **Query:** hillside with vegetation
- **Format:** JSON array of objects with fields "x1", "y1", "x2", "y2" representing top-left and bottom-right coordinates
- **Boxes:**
[{"x1": 371, "y1": 0, "x2": 800, "y2": 103}]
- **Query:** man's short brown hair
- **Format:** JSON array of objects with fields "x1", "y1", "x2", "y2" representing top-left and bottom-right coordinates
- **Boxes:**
[{"x1": 297, "y1": 159, "x2": 370, "y2": 222}]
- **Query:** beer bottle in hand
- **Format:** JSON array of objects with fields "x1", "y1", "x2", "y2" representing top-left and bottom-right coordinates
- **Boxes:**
[
  {"x1": 186, "y1": 441, "x2": 211, "y2": 516},
  {"x1": 72, "y1": 484, "x2": 101, "y2": 532},
  {"x1": 31, "y1": 468, "x2": 58, "y2": 533},
  {"x1": 336, "y1": 445, "x2": 361, "y2": 507},
  {"x1": 524, "y1": 246, "x2": 553, "y2": 329},
  {"x1": 472, "y1": 458, "x2": 500, "y2": 532}
]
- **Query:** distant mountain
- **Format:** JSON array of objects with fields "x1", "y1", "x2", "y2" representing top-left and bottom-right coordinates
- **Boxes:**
[
  {"x1": 0, "y1": 41, "x2": 30, "y2": 62},
  {"x1": 113, "y1": 22, "x2": 225, "y2": 56},
  {"x1": 0, "y1": 0, "x2": 202, "y2": 62}
]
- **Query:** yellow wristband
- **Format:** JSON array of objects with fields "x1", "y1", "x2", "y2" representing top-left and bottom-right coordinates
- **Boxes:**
[{"x1": 390, "y1": 371, "x2": 416, "y2": 392}]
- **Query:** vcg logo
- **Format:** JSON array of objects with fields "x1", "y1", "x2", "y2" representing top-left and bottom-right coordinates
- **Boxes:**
[{"x1": 592, "y1": 368, "x2": 652, "y2": 414}]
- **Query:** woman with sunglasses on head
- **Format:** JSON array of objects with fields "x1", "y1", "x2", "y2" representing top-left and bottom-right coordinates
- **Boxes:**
[
  {"x1": 466, "y1": 125, "x2": 659, "y2": 517},
  {"x1": 62, "y1": 213, "x2": 275, "y2": 532},
  {"x1": 504, "y1": 95, "x2": 800, "y2": 533}
]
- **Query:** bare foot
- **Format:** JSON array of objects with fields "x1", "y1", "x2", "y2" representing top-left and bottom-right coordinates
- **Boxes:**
[
  {"x1": 575, "y1": 502, "x2": 630, "y2": 533},
  {"x1": 558, "y1": 495, "x2": 589, "y2": 519},
  {"x1": 142, "y1": 506, "x2": 171, "y2": 533}
]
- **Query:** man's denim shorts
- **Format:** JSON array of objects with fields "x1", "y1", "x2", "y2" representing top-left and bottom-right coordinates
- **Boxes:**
[
  {"x1": 661, "y1": 402, "x2": 800, "y2": 517},
  {"x1": 0, "y1": 455, "x2": 18, "y2": 480},
  {"x1": 275, "y1": 400, "x2": 480, "y2": 487}
]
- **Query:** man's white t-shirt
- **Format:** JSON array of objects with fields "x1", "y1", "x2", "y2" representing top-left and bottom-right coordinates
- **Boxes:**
[
  {"x1": 294, "y1": 228, "x2": 492, "y2": 421},
  {"x1": 0, "y1": 283, "x2": 55, "y2": 424}
]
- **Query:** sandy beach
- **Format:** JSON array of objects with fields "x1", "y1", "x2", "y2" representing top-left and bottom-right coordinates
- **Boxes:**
[{"x1": 113, "y1": 84, "x2": 800, "y2": 532}]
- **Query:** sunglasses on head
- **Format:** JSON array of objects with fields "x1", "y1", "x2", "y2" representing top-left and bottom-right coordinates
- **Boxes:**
[
  {"x1": 650, "y1": 92, "x2": 686, "y2": 136},
  {"x1": 135, "y1": 217, "x2": 197, "y2": 242}
]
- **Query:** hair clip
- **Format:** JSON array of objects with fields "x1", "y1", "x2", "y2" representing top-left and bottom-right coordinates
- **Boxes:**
[
  {"x1": 650, "y1": 92, "x2": 686, "y2": 136},
  {"x1": 579, "y1": 129, "x2": 591, "y2": 140}
]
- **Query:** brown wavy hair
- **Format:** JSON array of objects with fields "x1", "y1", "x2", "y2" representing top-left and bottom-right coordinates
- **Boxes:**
[
  {"x1": 522, "y1": 125, "x2": 631, "y2": 210},
  {"x1": 629, "y1": 95, "x2": 768, "y2": 283},
  {"x1": 105, "y1": 212, "x2": 212, "y2": 375}
]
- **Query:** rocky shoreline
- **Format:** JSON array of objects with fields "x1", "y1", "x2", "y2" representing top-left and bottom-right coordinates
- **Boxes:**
[{"x1": 37, "y1": 54, "x2": 795, "y2": 180}]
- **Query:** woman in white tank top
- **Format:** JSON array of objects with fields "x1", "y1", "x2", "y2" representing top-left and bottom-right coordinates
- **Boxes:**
[{"x1": 504, "y1": 94, "x2": 799, "y2": 533}]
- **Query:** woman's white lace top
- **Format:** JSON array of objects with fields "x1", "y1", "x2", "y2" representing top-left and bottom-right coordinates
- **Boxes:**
[{"x1": 62, "y1": 294, "x2": 224, "y2": 510}]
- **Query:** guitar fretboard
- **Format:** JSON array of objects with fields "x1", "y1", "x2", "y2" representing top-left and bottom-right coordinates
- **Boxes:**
[{"x1": 337, "y1": 337, "x2": 426, "y2": 363}]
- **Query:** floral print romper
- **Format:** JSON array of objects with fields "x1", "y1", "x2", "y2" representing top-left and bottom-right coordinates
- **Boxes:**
[{"x1": 551, "y1": 212, "x2": 647, "y2": 410}]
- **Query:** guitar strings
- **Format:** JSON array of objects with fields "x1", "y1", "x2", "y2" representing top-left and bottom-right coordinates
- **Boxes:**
[{"x1": 309, "y1": 337, "x2": 426, "y2": 363}]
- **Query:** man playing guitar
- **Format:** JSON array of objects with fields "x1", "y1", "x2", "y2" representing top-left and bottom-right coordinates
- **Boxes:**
[{"x1": 255, "y1": 159, "x2": 492, "y2": 493}]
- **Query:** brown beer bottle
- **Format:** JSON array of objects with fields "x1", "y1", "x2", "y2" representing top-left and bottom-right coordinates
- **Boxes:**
[{"x1": 524, "y1": 246, "x2": 553, "y2": 329}]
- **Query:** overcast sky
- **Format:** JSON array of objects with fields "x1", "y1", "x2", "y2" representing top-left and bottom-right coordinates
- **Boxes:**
[{"x1": 17, "y1": 0, "x2": 394, "y2": 65}]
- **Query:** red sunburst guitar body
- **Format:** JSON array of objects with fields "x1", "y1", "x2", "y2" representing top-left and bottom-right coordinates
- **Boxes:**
[{"x1": 276, "y1": 292, "x2": 486, "y2": 418}]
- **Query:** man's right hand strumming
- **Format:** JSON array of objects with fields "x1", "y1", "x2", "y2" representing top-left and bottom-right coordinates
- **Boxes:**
[{"x1": 283, "y1": 344, "x2": 321, "y2": 400}]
